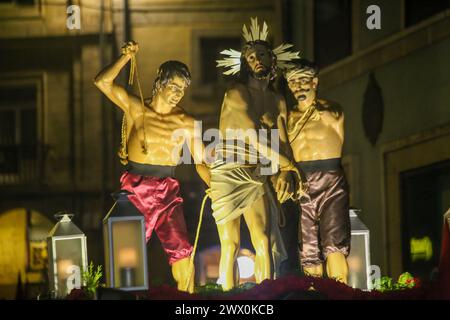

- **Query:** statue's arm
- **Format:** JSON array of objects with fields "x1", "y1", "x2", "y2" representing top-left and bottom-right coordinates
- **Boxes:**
[
  {"x1": 184, "y1": 114, "x2": 211, "y2": 187},
  {"x1": 273, "y1": 96, "x2": 300, "y2": 202},
  {"x1": 276, "y1": 96, "x2": 294, "y2": 159},
  {"x1": 93, "y1": 42, "x2": 141, "y2": 115},
  {"x1": 321, "y1": 100, "x2": 345, "y2": 145},
  {"x1": 334, "y1": 112, "x2": 345, "y2": 145}
]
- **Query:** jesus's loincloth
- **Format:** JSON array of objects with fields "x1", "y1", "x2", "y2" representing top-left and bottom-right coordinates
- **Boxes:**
[{"x1": 210, "y1": 150, "x2": 287, "y2": 278}]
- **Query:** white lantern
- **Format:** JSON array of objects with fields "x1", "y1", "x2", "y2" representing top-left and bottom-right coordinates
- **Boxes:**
[
  {"x1": 47, "y1": 213, "x2": 88, "y2": 298},
  {"x1": 347, "y1": 208, "x2": 372, "y2": 290},
  {"x1": 103, "y1": 191, "x2": 148, "y2": 291}
]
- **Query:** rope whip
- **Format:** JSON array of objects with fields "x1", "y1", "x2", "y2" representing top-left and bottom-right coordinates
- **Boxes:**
[
  {"x1": 183, "y1": 188, "x2": 211, "y2": 292},
  {"x1": 119, "y1": 51, "x2": 148, "y2": 165}
]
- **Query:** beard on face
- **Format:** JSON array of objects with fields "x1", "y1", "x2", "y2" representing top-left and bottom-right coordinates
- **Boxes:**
[{"x1": 253, "y1": 67, "x2": 271, "y2": 79}]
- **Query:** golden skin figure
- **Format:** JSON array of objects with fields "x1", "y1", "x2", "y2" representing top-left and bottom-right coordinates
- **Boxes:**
[
  {"x1": 94, "y1": 41, "x2": 210, "y2": 293},
  {"x1": 215, "y1": 42, "x2": 301, "y2": 291},
  {"x1": 286, "y1": 61, "x2": 349, "y2": 284}
]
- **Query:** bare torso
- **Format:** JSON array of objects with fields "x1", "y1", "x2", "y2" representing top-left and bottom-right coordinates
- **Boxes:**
[
  {"x1": 288, "y1": 100, "x2": 344, "y2": 162},
  {"x1": 127, "y1": 104, "x2": 190, "y2": 166},
  {"x1": 93, "y1": 46, "x2": 207, "y2": 180},
  {"x1": 220, "y1": 84, "x2": 280, "y2": 131},
  {"x1": 218, "y1": 83, "x2": 287, "y2": 165},
  {"x1": 247, "y1": 86, "x2": 280, "y2": 129}
]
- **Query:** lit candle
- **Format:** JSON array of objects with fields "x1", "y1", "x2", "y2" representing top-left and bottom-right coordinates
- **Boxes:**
[
  {"x1": 57, "y1": 259, "x2": 74, "y2": 279},
  {"x1": 118, "y1": 247, "x2": 138, "y2": 287},
  {"x1": 118, "y1": 247, "x2": 138, "y2": 268}
]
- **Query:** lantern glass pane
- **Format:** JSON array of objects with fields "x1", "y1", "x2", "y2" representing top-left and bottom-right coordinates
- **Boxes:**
[
  {"x1": 348, "y1": 233, "x2": 368, "y2": 290},
  {"x1": 54, "y1": 238, "x2": 83, "y2": 296},
  {"x1": 103, "y1": 223, "x2": 111, "y2": 285},
  {"x1": 111, "y1": 220, "x2": 145, "y2": 288}
]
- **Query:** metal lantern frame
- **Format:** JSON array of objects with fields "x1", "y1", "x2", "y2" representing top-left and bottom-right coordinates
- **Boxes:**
[
  {"x1": 349, "y1": 209, "x2": 372, "y2": 290},
  {"x1": 47, "y1": 213, "x2": 88, "y2": 298},
  {"x1": 103, "y1": 191, "x2": 148, "y2": 291}
]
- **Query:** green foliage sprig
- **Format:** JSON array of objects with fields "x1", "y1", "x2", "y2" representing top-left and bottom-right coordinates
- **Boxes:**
[
  {"x1": 373, "y1": 272, "x2": 419, "y2": 292},
  {"x1": 81, "y1": 262, "x2": 103, "y2": 298}
]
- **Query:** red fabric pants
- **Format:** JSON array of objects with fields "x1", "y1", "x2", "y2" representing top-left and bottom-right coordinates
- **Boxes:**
[{"x1": 120, "y1": 171, "x2": 193, "y2": 265}]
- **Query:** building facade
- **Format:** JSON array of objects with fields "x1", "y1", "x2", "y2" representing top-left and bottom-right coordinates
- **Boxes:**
[{"x1": 0, "y1": 0, "x2": 284, "y2": 298}]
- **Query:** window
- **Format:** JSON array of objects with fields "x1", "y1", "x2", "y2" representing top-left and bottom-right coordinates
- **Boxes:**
[
  {"x1": 401, "y1": 159, "x2": 450, "y2": 280},
  {"x1": 405, "y1": 0, "x2": 450, "y2": 27},
  {"x1": 0, "y1": 85, "x2": 37, "y2": 176},
  {"x1": 314, "y1": 0, "x2": 352, "y2": 69},
  {"x1": 0, "y1": 0, "x2": 34, "y2": 4},
  {"x1": 0, "y1": 0, "x2": 40, "y2": 20}
]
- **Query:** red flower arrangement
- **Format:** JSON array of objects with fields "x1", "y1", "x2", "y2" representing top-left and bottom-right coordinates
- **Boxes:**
[{"x1": 66, "y1": 273, "x2": 447, "y2": 300}]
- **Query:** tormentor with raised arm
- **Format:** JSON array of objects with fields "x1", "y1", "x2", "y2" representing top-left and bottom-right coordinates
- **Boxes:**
[{"x1": 94, "y1": 41, "x2": 210, "y2": 293}]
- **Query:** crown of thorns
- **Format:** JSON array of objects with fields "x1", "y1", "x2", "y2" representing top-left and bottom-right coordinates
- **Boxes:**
[{"x1": 216, "y1": 17, "x2": 301, "y2": 75}]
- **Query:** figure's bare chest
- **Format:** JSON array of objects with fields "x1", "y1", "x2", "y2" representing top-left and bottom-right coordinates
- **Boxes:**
[
  {"x1": 289, "y1": 111, "x2": 321, "y2": 137},
  {"x1": 133, "y1": 112, "x2": 186, "y2": 142},
  {"x1": 247, "y1": 90, "x2": 279, "y2": 128},
  {"x1": 288, "y1": 111, "x2": 341, "y2": 144}
]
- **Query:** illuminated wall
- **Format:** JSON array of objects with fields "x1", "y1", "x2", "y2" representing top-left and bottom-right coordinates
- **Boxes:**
[{"x1": 0, "y1": 208, "x2": 52, "y2": 299}]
